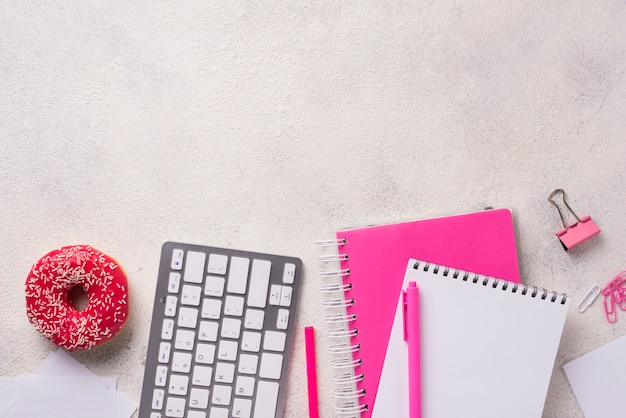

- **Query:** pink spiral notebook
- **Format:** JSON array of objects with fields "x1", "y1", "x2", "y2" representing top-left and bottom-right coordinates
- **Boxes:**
[{"x1": 321, "y1": 209, "x2": 521, "y2": 416}]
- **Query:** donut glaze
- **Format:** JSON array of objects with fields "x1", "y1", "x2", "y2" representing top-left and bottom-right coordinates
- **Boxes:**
[{"x1": 25, "y1": 245, "x2": 129, "y2": 351}]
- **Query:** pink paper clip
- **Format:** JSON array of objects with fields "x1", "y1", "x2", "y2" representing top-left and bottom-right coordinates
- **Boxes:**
[
  {"x1": 614, "y1": 273, "x2": 626, "y2": 311},
  {"x1": 609, "y1": 275, "x2": 626, "y2": 311},
  {"x1": 548, "y1": 189, "x2": 600, "y2": 250},
  {"x1": 603, "y1": 288, "x2": 617, "y2": 322},
  {"x1": 602, "y1": 272, "x2": 626, "y2": 322}
]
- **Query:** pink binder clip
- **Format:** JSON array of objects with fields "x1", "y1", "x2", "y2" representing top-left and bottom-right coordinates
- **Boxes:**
[{"x1": 548, "y1": 189, "x2": 600, "y2": 250}]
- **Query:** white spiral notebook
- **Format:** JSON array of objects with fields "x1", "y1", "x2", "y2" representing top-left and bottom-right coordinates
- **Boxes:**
[{"x1": 372, "y1": 259, "x2": 570, "y2": 418}]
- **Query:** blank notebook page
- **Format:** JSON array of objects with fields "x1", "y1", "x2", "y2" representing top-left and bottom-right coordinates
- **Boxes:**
[{"x1": 372, "y1": 259, "x2": 569, "y2": 418}]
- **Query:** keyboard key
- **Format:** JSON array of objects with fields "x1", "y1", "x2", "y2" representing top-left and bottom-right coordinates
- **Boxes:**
[
  {"x1": 198, "y1": 321, "x2": 219, "y2": 342},
  {"x1": 209, "y1": 407, "x2": 229, "y2": 418},
  {"x1": 177, "y1": 307, "x2": 198, "y2": 328},
  {"x1": 189, "y1": 388, "x2": 210, "y2": 409},
  {"x1": 181, "y1": 285, "x2": 202, "y2": 306},
  {"x1": 171, "y1": 352, "x2": 192, "y2": 373},
  {"x1": 168, "y1": 374, "x2": 189, "y2": 396},
  {"x1": 279, "y1": 286, "x2": 292, "y2": 307},
  {"x1": 183, "y1": 251, "x2": 206, "y2": 283},
  {"x1": 158, "y1": 342, "x2": 171, "y2": 363},
  {"x1": 247, "y1": 259, "x2": 271, "y2": 308},
  {"x1": 259, "y1": 353, "x2": 283, "y2": 379},
  {"x1": 168, "y1": 273, "x2": 181, "y2": 293},
  {"x1": 235, "y1": 375, "x2": 255, "y2": 396},
  {"x1": 161, "y1": 319, "x2": 174, "y2": 340},
  {"x1": 150, "y1": 413, "x2": 162, "y2": 418},
  {"x1": 276, "y1": 309, "x2": 289, "y2": 330},
  {"x1": 212, "y1": 385, "x2": 232, "y2": 406},
  {"x1": 215, "y1": 362, "x2": 235, "y2": 383},
  {"x1": 268, "y1": 285, "x2": 281, "y2": 306},
  {"x1": 187, "y1": 411, "x2": 206, "y2": 418},
  {"x1": 243, "y1": 309, "x2": 264, "y2": 330},
  {"x1": 227, "y1": 257, "x2": 249, "y2": 294},
  {"x1": 165, "y1": 296, "x2": 178, "y2": 317},
  {"x1": 171, "y1": 249, "x2": 184, "y2": 270},
  {"x1": 195, "y1": 343, "x2": 216, "y2": 364},
  {"x1": 152, "y1": 389, "x2": 165, "y2": 409},
  {"x1": 165, "y1": 397, "x2": 185, "y2": 417},
  {"x1": 201, "y1": 298, "x2": 222, "y2": 320},
  {"x1": 217, "y1": 340, "x2": 238, "y2": 361},
  {"x1": 174, "y1": 329, "x2": 195, "y2": 351},
  {"x1": 220, "y1": 318, "x2": 241, "y2": 339},
  {"x1": 283, "y1": 263, "x2": 296, "y2": 284},
  {"x1": 241, "y1": 331, "x2": 261, "y2": 352},
  {"x1": 238, "y1": 354, "x2": 258, "y2": 375},
  {"x1": 263, "y1": 331, "x2": 286, "y2": 352},
  {"x1": 204, "y1": 276, "x2": 225, "y2": 297},
  {"x1": 191, "y1": 365, "x2": 213, "y2": 387},
  {"x1": 207, "y1": 253, "x2": 228, "y2": 275},
  {"x1": 253, "y1": 381, "x2": 279, "y2": 418},
  {"x1": 232, "y1": 398, "x2": 252, "y2": 418},
  {"x1": 155, "y1": 366, "x2": 168, "y2": 387},
  {"x1": 224, "y1": 295, "x2": 244, "y2": 316}
]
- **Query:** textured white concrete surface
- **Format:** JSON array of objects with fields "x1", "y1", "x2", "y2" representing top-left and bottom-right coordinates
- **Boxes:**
[{"x1": 1, "y1": 1, "x2": 626, "y2": 417}]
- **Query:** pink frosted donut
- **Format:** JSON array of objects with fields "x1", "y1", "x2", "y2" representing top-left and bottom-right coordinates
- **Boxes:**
[{"x1": 25, "y1": 245, "x2": 129, "y2": 351}]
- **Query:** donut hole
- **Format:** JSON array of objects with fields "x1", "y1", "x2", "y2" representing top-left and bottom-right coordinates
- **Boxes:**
[{"x1": 69, "y1": 285, "x2": 89, "y2": 311}]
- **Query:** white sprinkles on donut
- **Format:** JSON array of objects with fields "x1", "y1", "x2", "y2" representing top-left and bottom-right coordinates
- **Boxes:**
[{"x1": 25, "y1": 245, "x2": 129, "y2": 351}]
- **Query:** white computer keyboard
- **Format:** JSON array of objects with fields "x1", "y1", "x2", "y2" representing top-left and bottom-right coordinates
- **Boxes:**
[{"x1": 139, "y1": 242, "x2": 302, "y2": 418}]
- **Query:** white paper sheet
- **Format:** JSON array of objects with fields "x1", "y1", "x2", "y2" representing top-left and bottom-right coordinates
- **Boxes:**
[
  {"x1": 34, "y1": 350, "x2": 138, "y2": 418},
  {"x1": 14, "y1": 376, "x2": 117, "y2": 418},
  {"x1": 564, "y1": 335, "x2": 626, "y2": 418},
  {"x1": 0, "y1": 350, "x2": 137, "y2": 418},
  {"x1": 0, "y1": 378, "x2": 18, "y2": 417}
]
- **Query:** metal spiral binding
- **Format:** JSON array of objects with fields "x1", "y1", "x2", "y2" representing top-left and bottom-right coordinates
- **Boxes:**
[
  {"x1": 325, "y1": 313, "x2": 357, "y2": 323},
  {"x1": 317, "y1": 236, "x2": 367, "y2": 416},
  {"x1": 323, "y1": 298, "x2": 354, "y2": 308},
  {"x1": 319, "y1": 268, "x2": 350, "y2": 278},
  {"x1": 317, "y1": 253, "x2": 349, "y2": 262},
  {"x1": 333, "y1": 371, "x2": 364, "y2": 385},
  {"x1": 315, "y1": 238, "x2": 347, "y2": 247},
  {"x1": 320, "y1": 283, "x2": 352, "y2": 293},
  {"x1": 327, "y1": 327, "x2": 358, "y2": 338},
  {"x1": 413, "y1": 260, "x2": 568, "y2": 305},
  {"x1": 329, "y1": 358, "x2": 362, "y2": 369},
  {"x1": 328, "y1": 343, "x2": 360, "y2": 354},
  {"x1": 335, "y1": 401, "x2": 369, "y2": 415},
  {"x1": 333, "y1": 387, "x2": 366, "y2": 399}
]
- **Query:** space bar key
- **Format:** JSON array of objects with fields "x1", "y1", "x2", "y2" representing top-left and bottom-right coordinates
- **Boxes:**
[{"x1": 253, "y1": 381, "x2": 279, "y2": 418}]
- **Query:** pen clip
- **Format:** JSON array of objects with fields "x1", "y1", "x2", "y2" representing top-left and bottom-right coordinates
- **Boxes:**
[{"x1": 402, "y1": 289, "x2": 408, "y2": 341}]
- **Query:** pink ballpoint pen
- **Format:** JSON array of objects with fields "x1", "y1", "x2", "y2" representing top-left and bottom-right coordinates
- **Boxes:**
[
  {"x1": 305, "y1": 326, "x2": 319, "y2": 418},
  {"x1": 403, "y1": 281, "x2": 421, "y2": 418}
]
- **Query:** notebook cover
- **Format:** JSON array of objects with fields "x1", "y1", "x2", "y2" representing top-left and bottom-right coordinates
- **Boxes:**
[
  {"x1": 372, "y1": 259, "x2": 568, "y2": 417},
  {"x1": 335, "y1": 208, "x2": 520, "y2": 417}
]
